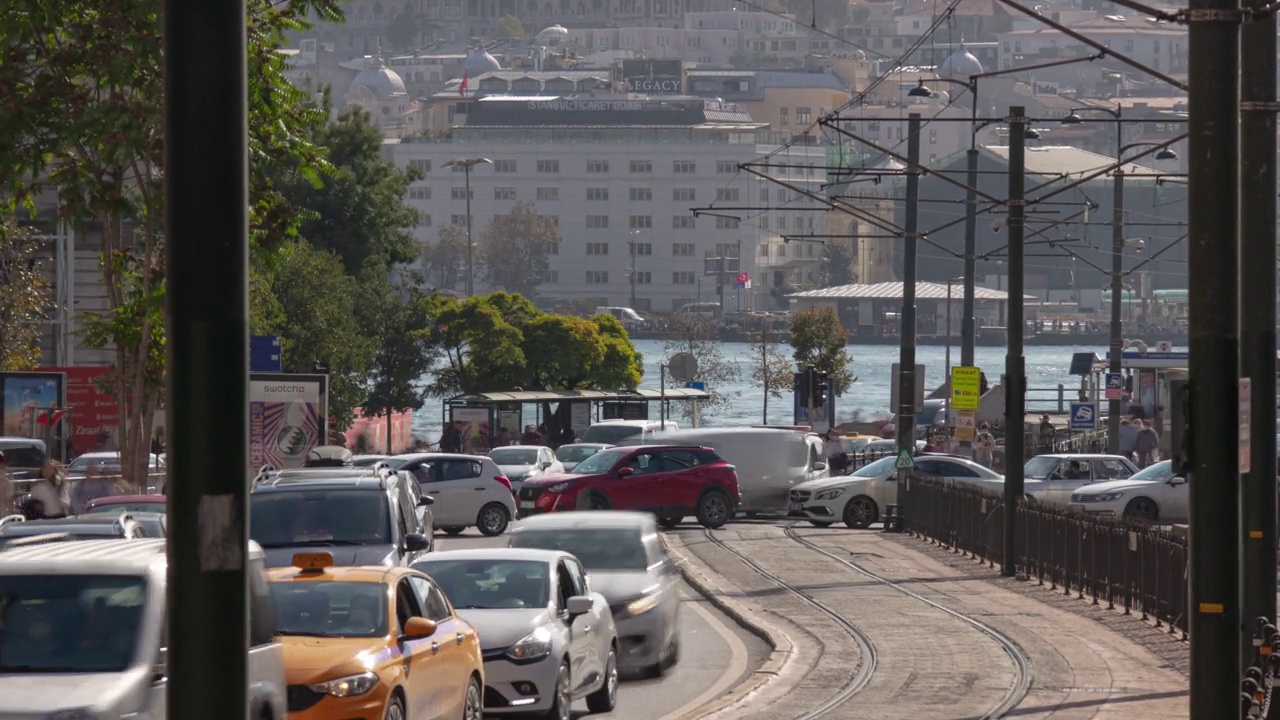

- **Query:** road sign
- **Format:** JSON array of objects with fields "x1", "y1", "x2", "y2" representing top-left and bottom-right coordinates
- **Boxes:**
[
  {"x1": 250, "y1": 335, "x2": 282, "y2": 372},
  {"x1": 950, "y1": 366, "x2": 981, "y2": 410},
  {"x1": 1104, "y1": 372, "x2": 1124, "y2": 400},
  {"x1": 1069, "y1": 402, "x2": 1097, "y2": 430},
  {"x1": 895, "y1": 448, "x2": 915, "y2": 471},
  {"x1": 684, "y1": 381, "x2": 705, "y2": 391},
  {"x1": 955, "y1": 411, "x2": 976, "y2": 442},
  {"x1": 667, "y1": 352, "x2": 698, "y2": 382},
  {"x1": 890, "y1": 363, "x2": 926, "y2": 414},
  {"x1": 1240, "y1": 377, "x2": 1252, "y2": 473}
]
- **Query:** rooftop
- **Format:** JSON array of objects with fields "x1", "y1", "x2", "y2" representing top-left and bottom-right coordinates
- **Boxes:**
[
  {"x1": 789, "y1": 281, "x2": 1035, "y2": 301},
  {"x1": 982, "y1": 145, "x2": 1161, "y2": 177}
]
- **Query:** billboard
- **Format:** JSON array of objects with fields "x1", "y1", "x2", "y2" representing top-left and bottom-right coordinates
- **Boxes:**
[
  {"x1": 621, "y1": 59, "x2": 683, "y2": 94},
  {"x1": 249, "y1": 373, "x2": 329, "y2": 475},
  {"x1": 1, "y1": 372, "x2": 65, "y2": 437},
  {"x1": 45, "y1": 366, "x2": 119, "y2": 454}
]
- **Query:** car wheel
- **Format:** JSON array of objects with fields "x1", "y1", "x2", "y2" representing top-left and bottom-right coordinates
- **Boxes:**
[
  {"x1": 695, "y1": 489, "x2": 732, "y2": 529},
  {"x1": 476, "y1": 503, "x2": 510, "y2": 537},
  {"x1": 586, "y1": 646, "x2": 619, "y2": 712},
  {"x1": 540, "y1": 661, "x2": 572, "y2": 720},
  {"x1": 809, "y1": 520, "x2": 834, "y2": 528},
  {"x1": 383, "y1": 693, "x2": 405, "y2": 720},
  {"x1": 665, "y1": 632, "x2": 680, "y2": 668},
  {"x1": 1123, "y1": 497, "x2": 1160, "y2": 523},
  {"x1": 842, "y1": 495, "x2": 878, "y2": 529},
  {"x1": 463, "y1": 675, "x2": 483, "y2": 720},
  {"x1": 441, "y1": 527, "x2": 465, "y2": 536},
  {"x1": 657, "y1": 515, "x2": 682, "y2": 529}
]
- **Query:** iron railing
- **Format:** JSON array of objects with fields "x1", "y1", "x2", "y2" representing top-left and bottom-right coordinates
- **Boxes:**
[
  {"x1": 901, "y1": 475, "x2": 1189, "y2": 635},
  {"x1": 1243, "y1": 617, "x2": 1280, "y2": 718}
]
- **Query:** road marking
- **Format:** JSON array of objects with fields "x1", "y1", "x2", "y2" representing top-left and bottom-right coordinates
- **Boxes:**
[{"x1": 659, "y1": 590, "x2": 749, "y2": 720}]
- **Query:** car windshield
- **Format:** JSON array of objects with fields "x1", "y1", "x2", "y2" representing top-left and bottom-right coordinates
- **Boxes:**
[
  {"x1": 581, "y1": 425, "x2": 643, "y2": 444},
  {"x1": 490, "y1": 448, "x2": 538, "y2": 466},
  {"x1": 556, "y1": 446, "x2": 602, "y2": 463},
  {"x1": 380, "y1": 458, "x2": 408, "y2": 469},
  {"x1": 0, "y1": 446, "x2": 45, "y2": 468},
  {"x1": 569, "y1": 448, "x2": 627, "y2": 475},
  {"x1": 68, "y1": 455, "x2": 119, "y2": 470},
  {"x1": 413, "y1": 559, "x2": 550, "y2": 610},
  {"x1": 0, "y1": 574, "x2": 147, "y2": 673},
  {"x1": 510, "y1": 529, "x2": 649, "y2": 571},
  {"x1": 1024, "y1": 456, "x2": 1062, "y2": 478},
  {"x1": 269, "y1": 581, "x2": 388, "y2": 638},
  {"x1": 853, "y1": 456, "x2": 897, "y2": 477},
  {"x1": 84, "y1": 502, "x2": 165, "y2": 514},
  {"x1": 1129, "y1": 460, "x2": 1173, "y2": 481},
  {"x1": 351, "y1": 457, "x2": 386, "y2": 467},
  {"x1": 250, "y1": 490, "x2": 390, "y2": 548}
]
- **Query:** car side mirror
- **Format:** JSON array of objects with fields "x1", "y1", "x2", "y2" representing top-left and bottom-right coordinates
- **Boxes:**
[
  {"x1": 1169, "y1": 476, "x2": 1187, "y2": 485},
  {"x1": 565, "y1": 595, "x2": 594, "y2": 616},
  {"x1": 418, "y1": 496, "x2": 435, "y2": 506},
  {"x1": 404, "y1": 533, "x2": 430, "y2": 552},
  {"x1": 813, "y1": 461, "x2": 827, "y2": 472},
  {"x1": 402, "y1": 616, "x2": 437, "y2": 639},
  {"x1": 616, "y1": 466, "x2": 634, "y2": 477}
]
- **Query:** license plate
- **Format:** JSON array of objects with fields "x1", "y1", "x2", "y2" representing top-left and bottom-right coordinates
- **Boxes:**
[
  {"x1": 789, "y1": 502, "x2": 803, "y2": 511},
  {"x1": 521, "y1": 501, "x2": 536, "y2": 510}
]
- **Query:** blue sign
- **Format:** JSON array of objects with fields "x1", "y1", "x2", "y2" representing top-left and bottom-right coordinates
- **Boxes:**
[
  {"x1": 684, "y1": 381, "x2": 706, "y2": 391},
  {"x1": 1119, "y1": 351, "x2": 1187, "y2": 362},
  {"x1": 1104, "y1": 372, "x2": 1123, "y2": 400},
  {"x1": 250, "y1": 335, "x2": 282, "y2": 373},
  {"x1": 1069, "y1": 402, "x2": 1098, "y2": 430}
]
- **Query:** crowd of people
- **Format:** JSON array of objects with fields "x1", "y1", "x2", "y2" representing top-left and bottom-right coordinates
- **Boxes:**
[{"x1": 0, "y1": 451, "x2": 128, "y2": 519}]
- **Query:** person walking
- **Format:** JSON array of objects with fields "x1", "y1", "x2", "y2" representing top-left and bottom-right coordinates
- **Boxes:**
[
  {"x1": 1118, "y1": 418, "x2": 1139, "y2": 462},
  {"x1": 973, "y1": 423, "x2": 996, "y2": 468},
  {"x1": 27, "y1": 462, "x2": 70, "y2": 519},
  {"x1": 1135, "y1": 420, "x2": 1160, "y2": 468}
]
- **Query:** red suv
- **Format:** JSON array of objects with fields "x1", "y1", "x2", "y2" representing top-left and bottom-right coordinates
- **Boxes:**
[{"x1": 517, "y1": 445, "x2": 740, "y2": 529}]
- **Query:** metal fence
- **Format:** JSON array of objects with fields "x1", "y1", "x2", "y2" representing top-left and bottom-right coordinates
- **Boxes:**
[{"x1": 901, "y1": 475, "x2": 1189, "y2": 635}]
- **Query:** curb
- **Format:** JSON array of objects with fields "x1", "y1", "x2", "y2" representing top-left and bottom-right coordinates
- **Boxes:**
[{"x1": 660, "y1": 534, "x2": 795, "y2": 720}]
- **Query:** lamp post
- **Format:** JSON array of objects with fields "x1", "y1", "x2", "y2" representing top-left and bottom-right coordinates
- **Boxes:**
[
  {"x1": 442, "y1": 157, "x2": 492, "y2": 296},
  {"x1": 628, "y1": 230, "x2": 641, "y2": 309}
]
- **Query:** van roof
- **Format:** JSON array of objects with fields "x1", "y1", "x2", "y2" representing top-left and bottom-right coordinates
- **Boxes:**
[
  {"x1": 0, "y1": 538, "x2": 265, "y2": 571},
  {"x1": 591, "y1": 419, "x2": 673, "y2": 427}
]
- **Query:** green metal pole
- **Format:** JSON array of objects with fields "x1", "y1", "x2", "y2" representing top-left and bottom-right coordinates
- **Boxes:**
[
  {"x1": 1107, "y1": 168, "x2": 1124, "y2": 455},
  {"x1": 896, "y1": 113, "x2": 922, "y2": 465},
  {"x1": 164, "y1": 0, "x2": 250, "y2": 716},
  {"x1": 1002, "y1": 106, "x2": 1026, "y2": 578}
]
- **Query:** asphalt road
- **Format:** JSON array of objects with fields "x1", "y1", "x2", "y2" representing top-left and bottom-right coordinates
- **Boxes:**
[{"x1": 435, "y1": 528, "x2": 770, "y2": 720}]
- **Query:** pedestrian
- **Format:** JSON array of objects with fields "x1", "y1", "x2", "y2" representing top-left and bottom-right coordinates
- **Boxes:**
[
  {"x1": 1036, "y1": 415, "x2": 1056, "y2": 455},
  {"x1": 440, "y1": 425, "x2": 462, "y2": 453},
  {"x1": 495, "y1": 427, "x2": 512, "y2": 447},
  {"x1": 521, "y1": 425, "x2": 543, "y2": 445},
  {"x1": 1135, "y1": 420, "x2": 1160, "y2": 468},
  {"x1": 74, "y1": 465, "x2": 115, "y2": 514},
  {"x1": 1118, "y1": 418, "x2": 1139, "y2": 462},
  {"x1": 27, "y1": 462, "x2": 70, "y2": 519},
  {"x1": 0, "y1": 452, "x2": 12, "y2": 516},
  {"x1": 973, "y1": 423, "x2": 996, "y2": 468}
]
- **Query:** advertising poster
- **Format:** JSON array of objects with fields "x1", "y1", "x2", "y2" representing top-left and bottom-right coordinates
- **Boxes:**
[
  {"x1": 497, "y1": 404, "x2": 522, "y2": 440},
  {"x1": 570, "y1": 402, "x2": 591, "y2": 437},
  {"x1": 249, "y1": 373, "x2": 329, "y2": 476},
  {"x1": 1, "y1": 372, "x2": 65, "y2": 437},
  {"x1": 451, "y1": 407, "x2": 491, "y2": 454},
  {"x1": 45, "y1": 366, "x2": 118, "y2": 454}
]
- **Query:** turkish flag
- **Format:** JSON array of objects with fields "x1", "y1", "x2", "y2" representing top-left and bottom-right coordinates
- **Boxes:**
[
  {"x1": 459, "y1": 72, "x2": 469, "y2": 97},
  {"x1": 37, "y1": 409, "x2": 67, "y2": 426}
]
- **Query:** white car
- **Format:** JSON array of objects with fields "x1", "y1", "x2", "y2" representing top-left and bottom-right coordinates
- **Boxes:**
[
  {"x1": 788, "y1": 454, "x2": 1012, "y2": 529},
  {"x1": 490, "y1": 445, "x2": 565, "y2": 492},
  {"x1": 1067, "y1": 460, "x2": 1186, "y2": 523},
  {"x1": 387, "y1": 453, "x2": 518, "y2": 537},
  {"x1": 413, "y1": 548, "x2": 618, "y2": 718},
  {"x1": 1023, "y1": 453, "x2": 1140, "y2": 507},
  {"x1": 554, "y1": 443, "x2": 613, "y2": 472}
]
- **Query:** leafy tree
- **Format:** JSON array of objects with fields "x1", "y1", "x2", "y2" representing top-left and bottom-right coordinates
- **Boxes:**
[
  {"x1": 790, "y1": 306, "x2": 856, "y2": 395},
  {"x1": 0, "y1": 220, "x2": 51, "y2": 370},
  {"x1": 748, "y1": 328, "x2": 795, "y2": 423},
  {"x1": 385, "y1": 11, "x2": 425, "y2": 50},
  {"x1": 821, "y1": 241, "x2": 856, "y2": 287},
  {"x1": 480, "y1": 202, "x2": 560, "y2": 297},
  {"x1": 662, "y1": 314, "x2": 740, "y2": 417},
  {"x1": 494, "y1": 15, "x2": 529, "y2": 38},
  {"x1": 424, "y1": 224, "x2": 466, "y2": 289},
  {"x1": 425, "y1": 294, "x2": 528, "y2": 397},
  {"x1": 360, "y1": 282, "x2": 440, "y2": 446}
]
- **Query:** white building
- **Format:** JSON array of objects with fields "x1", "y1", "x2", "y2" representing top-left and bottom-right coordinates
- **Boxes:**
[
  {"x1": 388, "y1": 95, "x2": 832, "y2": 312},
  {"x1": 996, "y1": 14, "x2": 1187, "y2": 77}
]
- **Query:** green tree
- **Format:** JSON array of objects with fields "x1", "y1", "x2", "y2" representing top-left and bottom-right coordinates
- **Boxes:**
[
  {"x1": 386, "y1": 11, "x2": 424, "y2": 50},
  {"x1": 748, "y1": 328, "x2": 795, "y2": 423},
  {"x1": 821, "y1": 241, "x2": 856, "y2": 287},
  {"x1": 0, "y1": 220, "x2": 51, "y2": 370},
  {"x1": 494, "y1": 15, "x2": 528, "y2": 38},
  {"x1": 662, "y1": 314, "x2": 740, "y2": 417},
  {"x1": 425, "y1": 294, "x2": 528, "y2": 397},
  {"x1": 424, "y1": 224, "x2": 466, "y2": 289},
  {"x1": 480, "y1": 202, "x2": 560, "y2": 297},
  {"x1": 360, "y1": 283, "x2": 441, "y2": 446},
  {"x1": 790, "y1": 306, "x2": 856, "y2": 395}
]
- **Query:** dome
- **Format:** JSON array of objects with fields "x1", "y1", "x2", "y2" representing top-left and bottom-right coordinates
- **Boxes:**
[
  {"x1": 535, "y1": 24, "x2": 569, "y2": 45},
  {"x1": 464, "y1": 47, "x2": 503, "y2": 75},
  {"x1": 349, "y1": 56, "x2": 407, "y2": 98},
  {"x1": 940, "y1": 43, "x2": 983, "y2": 80}
]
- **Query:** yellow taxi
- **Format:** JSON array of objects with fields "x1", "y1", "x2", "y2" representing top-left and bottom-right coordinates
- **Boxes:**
[{"x1": 268, "y1": 552, "x2": 484, "y2": 720}]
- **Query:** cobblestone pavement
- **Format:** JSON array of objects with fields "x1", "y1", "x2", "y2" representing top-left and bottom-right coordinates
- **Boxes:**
[{"x1": 667, "y1": 523, "x2": 1190, "y2": 719}]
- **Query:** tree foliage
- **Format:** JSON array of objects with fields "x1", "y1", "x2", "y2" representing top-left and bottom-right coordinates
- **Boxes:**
[
  {"x1": 790, "y1": 306, "x2": 856, "y2": 395},
  {"x1": 494, "y1": 15, "x2": 529, "y2": 38},
  {"x1": 480, "y1": 202, "x2": 560, "y2": 297},
  {"x1": 423, "y1": 224, "x2": 466, "y2": 290},
  {"x1": 0, "y1": 220, "x2": 51, "y2": 370},
  {"x1": 661, "y1": 314, "x2": 739, "y2": 417},
  {"x1": 821, "y1": 241, "x2": 856, "y2": 287},
  {"x1": 361, "y1": 282, "x2": 441, "y2": 421},
  {"x1": 748, "y1": 328, "x2": 795, "y2": 423}
]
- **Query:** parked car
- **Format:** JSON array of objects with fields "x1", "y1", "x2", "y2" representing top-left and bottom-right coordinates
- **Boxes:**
[
  {"x1": 554, "y1": 443, "x2": 613, "y2": 472},
  {"x1": 1023, "y1": 453, "x2": 1139, "y2": 506},
  {"x1": 83, "y1": 494, "x2": 166, "y2": 515},
  {"x1": 387, "y1": 453, "x2": 517, "y2": 537},
  {"x1": 580, "y1": 420, "x2": 678, "y2": 445},
  {"x1": 64, "y1": 451, "x2": 165, "y2": 479},
  {"x1": 519, "y1": 445, "x2": 739, "y2": 529},
  {"x1": 0, "y1": 513, "x2": 160, "y2": 548},
  {"x1": 413, "y1": 548, "x2": 619, "y2": 717},
  {"x1": 489, "y1": 445, "x2": 564, "y2": 492},
  {"x1": 351, "y1": 454, "x2": 389, "y2": 467},
  {"x1": 508, "y1": 512, "x2": 681, "y2": 676},
  {"x1": 1067, "y1": 460, "x2": 1186, "y2": 523}
]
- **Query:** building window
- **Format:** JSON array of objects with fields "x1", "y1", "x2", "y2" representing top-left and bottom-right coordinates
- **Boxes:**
[
  {"x1": 451, "y1": 186, "x2": 473, "y2": 200},
  {"x1": 409, "y1": 187, "x2": 430, "y2": 200},
  {"x1": 759, "y1": 243, "x2": 769, "y2": 256},
  {"x1": 537, "y1": 159, "x2": 560, "y2": 173},
  {"x1": 494, "y1": 159, "x2": 517, "y2": 172},
  {"x1": 586, "y1": 242, "x2": 609, "y2": 255},
  {"x1": 537, "y1": 187, "x2": 559, "y2": 201},
  {"x1": 672, "y1": 242, "x2": 695, "y2": 256},
  {"x1": 672, "y1": 271, "x2": 696, "y2": 284},
  {"x1": 631, "y1": 242, "x2": 652, "y2": 255},
  {"x1": 548, "y1": 241, "x2": 560, "y2": 255},
  {"x1": 451, "y1": 214, "x2": 469, "y2": 226},
  {"x1": 586, "y1": 159, "x2": 610, "y2": 173},
  {"x1": 634, "y1": 271, "x2": 652, "y2": 284},
  {"x1": 759, "y1": 187, "x2": 769, "y2": 202},
  {"x1": 796, "y1": 107, "x2": 812, "y2": 124},
  {"x1": 629, "y1": 215, "x2": 652, "y2": 229},
  {"x1": 929, "y1": 128, "x2": 937, "y2": 144},
  {"x1": 716, "y1": 188, "x2": 740, "y2": 201},
  {"x1": 672, "y1": 215, "x2": 695, "y2": 229},
  {"x1": 716, "y1": 160, "x2": 736, "y2": 174},
  {"x1": 759, "y1": 217, "x2": 768, "y2": 229},
  {"x1": 673, "y1": 188, "x2": 696, "y2": 201},
  {"x1": 494, "y1": 187, "x2": 517, "y2": 200},
  {"x1": 779, "y1": 108, "x2": 788, "y2": 124},
  {"x1": 630, "y1": 187, "x2": 653, "y2": 201},
  {"x1": 673, "y1": 160, "x2": 696, "y2": 174},
  {"x1": 545, "y1": 270, "x2": 559, "y2": 283},
  {"x1": 586, "y1": 215, "x2": 610, "y2": 228},
  {"x1": 630, "y1": 160, "x2": 653, "y2": 173},
  {"x1": 586, "y1": 270, "x2": 609, "y2": 284},
  {"x1": 408, "y1": 159, "x2": 432, "y2": 172},
  {"x1": 419, "y1": 214, "x2": 432, "y2": 227},
  {"x1": 716, "y1": 217, "x2": 740, "y2": 229},
  {"x1": 777, "y1": 216, "x2": 787, "y2": 230}
]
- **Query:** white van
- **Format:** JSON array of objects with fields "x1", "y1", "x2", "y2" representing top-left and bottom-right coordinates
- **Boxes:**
[
  {"x1": 625, "y1": 427, "x2": 827, "y2": 514},
  {"x1": 594, "y1": 306, "x2": 648, "y2": 329},
  {"x1": 0, "y1": 538, "x2": 287, "y2": 719},
  {"x1": 581, "y1": 419, "x2": 679, "y2": 445}
]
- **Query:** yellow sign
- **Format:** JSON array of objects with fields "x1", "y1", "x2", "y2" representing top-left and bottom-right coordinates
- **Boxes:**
[
  {"x1": 955, "y1": 411, "x2": 976, "y2": 442},
  {"x1": 951, "y1": 366, "x2": 982, "y2": 410}
]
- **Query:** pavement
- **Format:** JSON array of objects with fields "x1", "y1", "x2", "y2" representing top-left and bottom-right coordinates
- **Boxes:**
[
  {"x1": 434, "y1": 528, "x2": 771, "y2": 720},
  {"x1": 664, "y1": 521, "x2": 1191, "y2": 719}
]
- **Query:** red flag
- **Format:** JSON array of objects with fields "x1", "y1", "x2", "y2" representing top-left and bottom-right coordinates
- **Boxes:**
[
  {"x1": 37, "y1": 409, "x2": 66, "y2": 426},
  {"x1": 459, "y1": 71, "x2": 468, "y2": 97}
]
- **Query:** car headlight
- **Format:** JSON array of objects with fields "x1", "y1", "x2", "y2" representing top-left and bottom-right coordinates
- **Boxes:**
[
  {"x1": 546, "y1": 482, "x2": 571, "y2": 492},
  {"x1": 618, "y1": 594, "x2": 660, "y2": 618},
  {"x1": 309, "y1": 671, "x2": 379, "y2": 697},
  {"x1": 507, "y1": 626, "x2": 553, "y2": 661},
  {"x1": 46, "y1": 711, "x2": 98, "y2": 720},
  {"x1": 1093, "y1": 492, "x2": 1126, "y2": 502},
  {"x1": 814, "y1": 488, "x2": 845, "y2": 500}
]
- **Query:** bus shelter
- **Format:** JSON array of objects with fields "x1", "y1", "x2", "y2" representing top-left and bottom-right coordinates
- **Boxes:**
[{"x1": 443, "y1": 388, "x2": 711, "y2": 452}]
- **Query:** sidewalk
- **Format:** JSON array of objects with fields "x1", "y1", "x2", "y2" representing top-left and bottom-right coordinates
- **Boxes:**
[{"x1": 667, "y1": 524, "x2": 1189, "y2": 720}]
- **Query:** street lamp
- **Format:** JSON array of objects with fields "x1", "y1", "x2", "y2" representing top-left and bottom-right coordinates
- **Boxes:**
[{"x1": 441, "y1": 157, "x2": 492, "y2": 296}]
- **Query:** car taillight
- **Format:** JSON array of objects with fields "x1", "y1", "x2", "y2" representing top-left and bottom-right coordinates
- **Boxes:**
[{"x1": 495, "y1": 475, "x2": 513, "y2": 491}]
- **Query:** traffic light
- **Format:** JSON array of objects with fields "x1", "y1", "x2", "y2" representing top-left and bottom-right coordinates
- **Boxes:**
[{"x1": 813, "y1": 371, "x2": 829, "y2": 407}]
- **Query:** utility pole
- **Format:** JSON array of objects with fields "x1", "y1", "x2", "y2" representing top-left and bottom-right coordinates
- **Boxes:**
[
  {"x1": 896, "y1": 113, "x2": 923, "y2": 464},
  {"x1": 960, "y1": 141, "x2": 980, "y2": 368},
  {"x1": 629, "y1": 236, "x2": 638, "y2": 309},
  {"x1": 761, "y1": 329, "x2": 770, "y2": 424},
  {"x1": 1002, "y1": 106, "x2": 1027, "y2": 578},
  {"x1": 1187, "y1": 0, "x2": 1241, "y2": 706},
  {"x1": 164, "y1": 0, "x2": 249, "y2": 716},
  {"x1": 442, "y1": 157, "x2": 492, "y2": 297},
  {"x1": 1239, "y1": 0, "x2": 1276, "y2": 666},
  {"x1": 1106, "y1": 166, "x2": 1124, "y2": 455}
]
